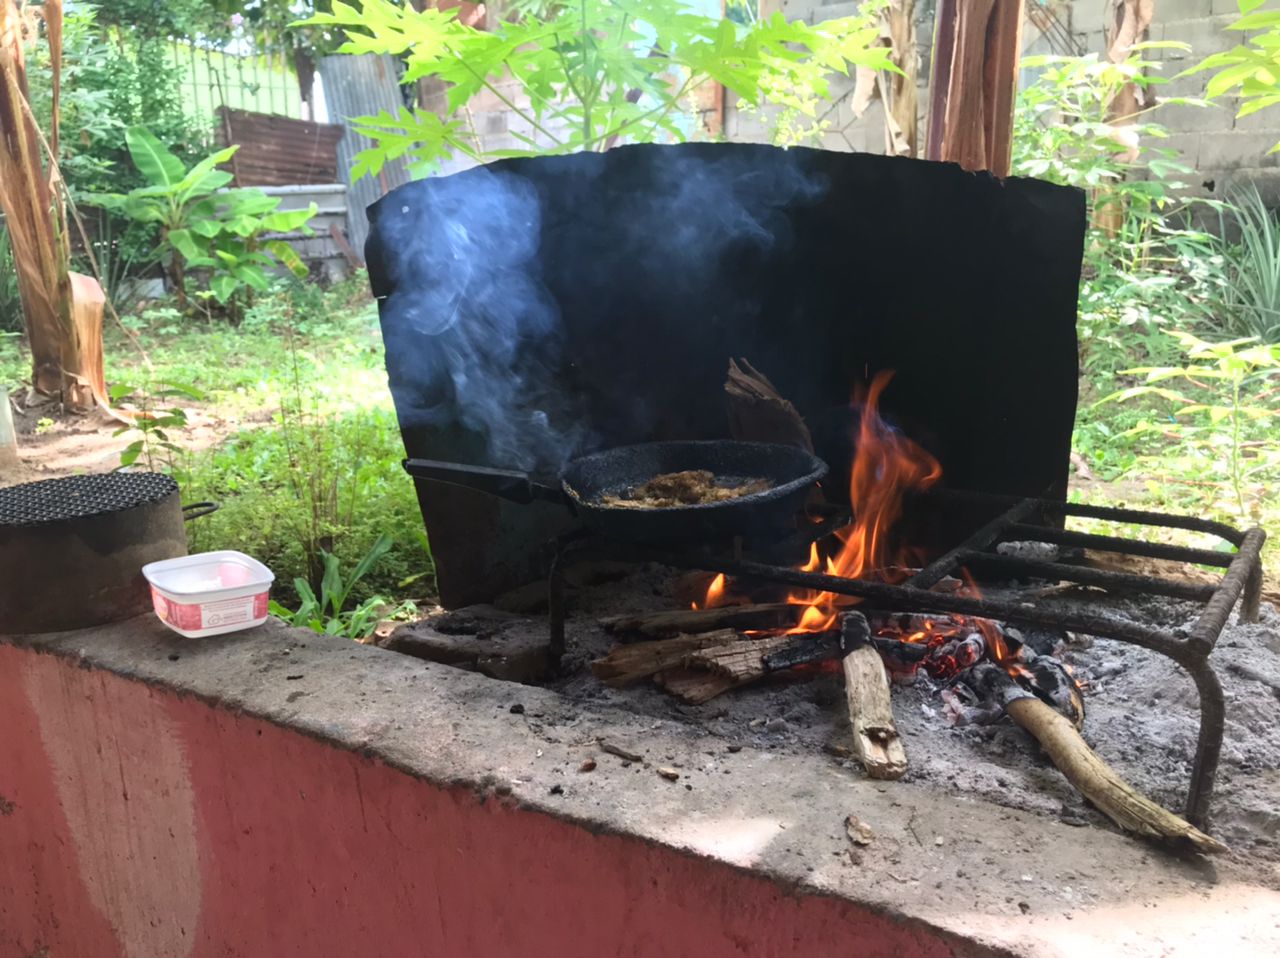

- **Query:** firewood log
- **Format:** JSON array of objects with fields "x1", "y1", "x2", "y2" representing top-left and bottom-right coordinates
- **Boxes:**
[
  {"x1": 970, "y1": 662, "x2": 1227, "y2": 854},
  {"x1": 843, "y1": 643, "x2": 908, "y2": 780},
  {"x1": 654, "y1": 669, "x2": 737, "y2": 705}
]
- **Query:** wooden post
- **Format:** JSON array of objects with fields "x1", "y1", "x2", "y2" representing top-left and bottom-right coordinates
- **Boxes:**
[{"x1": 925, "y1": 0, "x2": 1025, "y2": 177}]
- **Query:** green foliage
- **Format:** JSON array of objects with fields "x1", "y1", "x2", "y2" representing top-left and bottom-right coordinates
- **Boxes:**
[
  {"x1": 1013, "y1": 50, "x2": 1225, "y2": 378},
  {"x1": 1100, "y1": 332, "x2": 1280, "y2": 523},
  {"x1": 96, "y1": 0, "x2": 221, "y2": 40},
  {"x1": 269, "y1": 535, "x2": 415, "y2": 640},
  {"x1": 298, "y1": 0, "x2": 896, "y2": 176},
  {"x1": 185, "y1": 407, "x2": 429, "y2": 610},
  {"x1": 1189, "y1": 0, "x2": 1280, "y2": 150},
  {"x1": 87, "y1": 128, "x2": 316, "y2": 316},
  {"x1": 0, "y1": 225, "x2": 20, "y2": 334},
  {"x1": 1205, "y1": 184, "x2": 1280, "y2": 343},
  {"x1": 110, "y1": 380, "x2": 204, "y2": 475}
]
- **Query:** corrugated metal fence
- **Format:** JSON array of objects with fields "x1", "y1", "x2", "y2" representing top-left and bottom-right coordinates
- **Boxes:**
[{"x1": 316, "y1": 54, "x2": 413, "y2": 255}]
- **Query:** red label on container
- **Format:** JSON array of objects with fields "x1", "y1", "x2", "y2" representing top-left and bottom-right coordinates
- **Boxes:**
[{"x1": 151, "y1": 588, "x2": 267, "y2": 633}]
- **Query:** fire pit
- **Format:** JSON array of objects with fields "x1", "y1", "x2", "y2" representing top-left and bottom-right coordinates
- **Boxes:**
[{"x1": 365, "y1": 143, "x2": 1271, "y2": 856}]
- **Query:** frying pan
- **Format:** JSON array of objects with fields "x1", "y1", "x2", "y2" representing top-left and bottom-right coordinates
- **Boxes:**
[{"x1": 404, "y1": 440, "x2": 828, "y2": 545}]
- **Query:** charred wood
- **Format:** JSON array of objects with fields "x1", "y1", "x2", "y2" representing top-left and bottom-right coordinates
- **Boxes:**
[
  {"x1": 591, "y1": 630, "x2": 741, "y2": 686},
  {"x1": 725, "y1": 357, "x2": 814, "y2": 452}
]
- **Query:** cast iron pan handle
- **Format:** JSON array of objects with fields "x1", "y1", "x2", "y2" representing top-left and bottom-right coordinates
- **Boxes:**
[
  {"x1": 402, "y1": 458, "x2": 568, "y2": 507},
  {"x1": 182, "y1": 502, "x2": 219, "y2": 521}
]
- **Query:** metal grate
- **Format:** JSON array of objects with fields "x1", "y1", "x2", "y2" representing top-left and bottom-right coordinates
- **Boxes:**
[
  {"x1": 0, "y1": 473, "x2": 177, "y2": 527},
  {"x1": 544, "y1": 491, "x2": 1267, "y2": 829}
]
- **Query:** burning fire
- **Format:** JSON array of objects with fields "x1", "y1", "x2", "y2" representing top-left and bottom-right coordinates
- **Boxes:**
[
  {"x1": 786, "y1": 371, "x2": 941, "y2": 633},
  {"x1": 697, "y1": 370, "x2": 1023, "y2": 673}
]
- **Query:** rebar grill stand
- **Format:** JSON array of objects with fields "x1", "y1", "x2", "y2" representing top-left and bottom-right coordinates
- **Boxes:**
[{"x1": 547, "y1": 493, "x2": 1266, "y2": 830}]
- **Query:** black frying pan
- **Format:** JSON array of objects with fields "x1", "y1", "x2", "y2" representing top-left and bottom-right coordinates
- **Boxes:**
[{"x1": 404, "y1": 440, "x2": 828, "y2": 545}]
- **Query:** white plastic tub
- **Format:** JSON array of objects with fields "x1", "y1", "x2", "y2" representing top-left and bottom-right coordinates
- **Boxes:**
[{"x1": 142, "y1": 550, "x2": 275, "y2": 638}]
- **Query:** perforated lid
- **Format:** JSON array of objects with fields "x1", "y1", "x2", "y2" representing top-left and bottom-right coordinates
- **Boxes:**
[{"x1": 0, "y1": 473, "x2": 178, "y2": 527}]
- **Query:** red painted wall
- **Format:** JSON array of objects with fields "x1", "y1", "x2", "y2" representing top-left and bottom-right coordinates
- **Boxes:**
[{"x1": 0, "y1": 645, "x2": 957, "y2": 958}]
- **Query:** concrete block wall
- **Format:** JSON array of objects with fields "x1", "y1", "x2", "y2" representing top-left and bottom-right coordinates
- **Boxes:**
[
  {"x1": 1069, "y1": 1, "x2": 1280, "y2": 201},
  {"x1": 727, "y1": 1, "x2": 1280, "y2": 203}
]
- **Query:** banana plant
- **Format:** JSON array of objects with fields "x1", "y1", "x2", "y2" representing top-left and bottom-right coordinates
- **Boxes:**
[{"x1": 88, "y1": 127, "x2": 316, "y2": 312}]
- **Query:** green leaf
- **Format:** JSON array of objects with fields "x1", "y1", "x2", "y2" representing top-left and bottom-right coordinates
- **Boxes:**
[
  {"x1": 265, "y1": 239, "x2": 309, "y2": 279},
  {"x1": 118, "y1": 440, "x2": 144, "y2": 468},
  {"x1": 1228, "y1": 10, "x2": 1280, "y2": 31},
  {"x1": 189, "y1": 218, "x2": 223, "y2": 239},
  {"x1": 167, "y1": 228, "x2": 202, "y2": 261},
  {"x1": 208, "y1": 273, "x2": 240, "y2": 304},
  {"x1": 348, "y1": 534, "x2": 394, "y2": 593},
  {"x1": 125, "y1": 127, "x2": 187, "y2": 189},
  {"x1": 320, "y1": 551, "x2": 345, "y2": 614}
]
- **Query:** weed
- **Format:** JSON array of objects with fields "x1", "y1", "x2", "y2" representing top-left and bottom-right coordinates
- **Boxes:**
[
  {"x1": 270, "y1": 535, "x2": 417, "y2": 640},
  {"x1": 1100, "y1": 332, "x2": 1280, "y2": 523}
]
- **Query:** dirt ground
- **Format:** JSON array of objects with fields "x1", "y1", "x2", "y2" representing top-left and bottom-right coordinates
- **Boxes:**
[{"x1": 0, "y1": 393, "x2": 268, "y2": 487}]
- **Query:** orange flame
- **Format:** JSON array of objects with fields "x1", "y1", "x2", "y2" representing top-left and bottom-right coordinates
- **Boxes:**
[
  {"x1": 785, "y1": 371, "x2": 941, "y2": 632},
  {"x1": 691, "y1": 573, "x2": 728, "y2": 611}
]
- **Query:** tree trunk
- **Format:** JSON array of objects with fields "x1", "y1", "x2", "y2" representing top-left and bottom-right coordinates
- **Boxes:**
[
  {"x1": 1095, "y1": 0, "x2": 1155, "y2": 238},
  {"x1": 925, "y1": 0, "x2": 1025, "y2": 177},
  {"x1": 0, "y1": 0, "x2": 102, "y2": 411}
]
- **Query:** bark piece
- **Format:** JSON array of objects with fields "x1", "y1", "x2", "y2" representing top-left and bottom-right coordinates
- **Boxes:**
[
  {"x1": 600, "y1": 603, "x2": 799, "y2": 637},
  {"x1": 599, "y1": 739, "x2": 644, "y2": 763},
  {"x1": 591, "y1": 630, "x2": 741, "y2": 687},
  {"x1": 685, "y1": 634, "x2": 796, "y2": 682},
  {"x1": 842, "y1": 643, "x2": 909, "y2": 780},
  {"x1": 925, "y1": 0, "x2": 1024, "y2": 177},
  {"x1": 378, "y1": 621, "x2": 549, "y2": 683},
  {"x1": 725, "y1": 358, "x2": 814, "y2": 452}
]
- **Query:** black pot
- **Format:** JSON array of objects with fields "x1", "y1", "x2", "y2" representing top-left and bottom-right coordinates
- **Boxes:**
[{"x1": 0, "y1": 473, "x2": 214, "y2": 634}]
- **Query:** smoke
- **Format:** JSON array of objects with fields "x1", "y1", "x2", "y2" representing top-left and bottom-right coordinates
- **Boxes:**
[
  {"x1": 374, "y1": 146, "x2": 827, "y2": 472},
  {"x1": 378, "y1": 168, "x2": 578, "y2": 471}
]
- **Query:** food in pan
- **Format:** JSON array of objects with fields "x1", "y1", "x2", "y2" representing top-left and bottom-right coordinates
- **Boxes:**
[{"x1": 601, "y1": 470, "x2": 770, "y2": 509}]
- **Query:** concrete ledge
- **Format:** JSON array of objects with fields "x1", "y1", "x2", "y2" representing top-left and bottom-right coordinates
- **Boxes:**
[{"x1": 3, "y1": 618, "x2": 1279, "y2": 957}]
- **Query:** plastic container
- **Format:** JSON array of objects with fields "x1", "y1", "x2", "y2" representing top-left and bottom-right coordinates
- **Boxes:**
[{"x1": 142, "y1": 550, "x2": 274, "y2": 638}]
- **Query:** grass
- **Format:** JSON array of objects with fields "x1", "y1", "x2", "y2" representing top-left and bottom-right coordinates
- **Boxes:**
[{"x1": 0, "y1": 273, "x2": 433, "y2": 611}]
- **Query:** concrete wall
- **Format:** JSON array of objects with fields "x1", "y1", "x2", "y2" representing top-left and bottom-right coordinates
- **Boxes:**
[{"x1": 0, "y1": 636, "x2": 953, "y2": 958}]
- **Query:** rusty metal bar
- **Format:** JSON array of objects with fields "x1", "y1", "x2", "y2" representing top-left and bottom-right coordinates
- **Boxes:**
[
  {"x1": 1185, "y1": 662, "x2": 1226, "y2": 829},
  {"x1": 648, "y1": 553, "x2": 1193, "y2": 660},
  {"x1": 929, "y1": 489, "x2": 1248, "y2": 546},
  {"x1": 1001, "y1": 523, "x2": 1235, "y2": 568},
  {"x1": 957, "y1": 551, "x2": 1218, "y2": 603},
  {"x1": 907, "y1": 497, "x2": 1040, "y2": 589},
  {"x1": 1187, "y1": 528, "x2": 1268, "y2": 651}
]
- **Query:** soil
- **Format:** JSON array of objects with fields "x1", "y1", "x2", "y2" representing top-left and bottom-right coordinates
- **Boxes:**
[
  {"x1": 418, "y1": 561, "x2": 1280, "y2": 872},
  {"x1": 0, "y1": 393, "x2": 269, "y2": 487}
]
